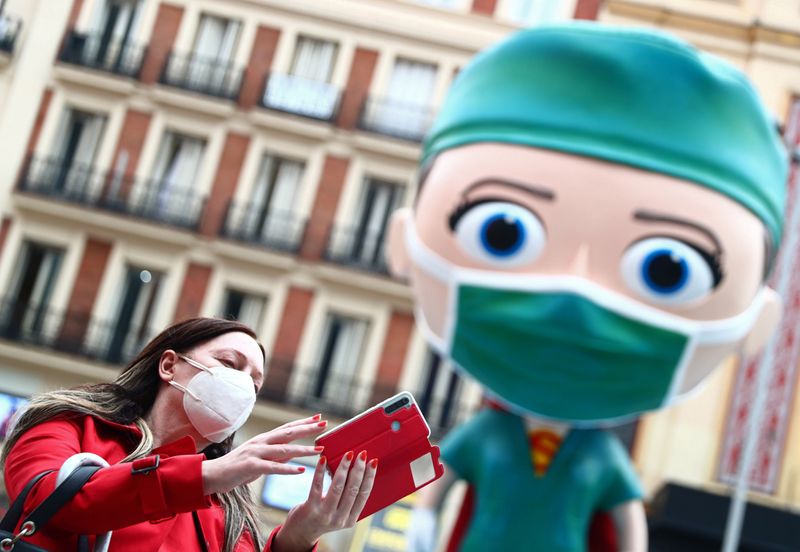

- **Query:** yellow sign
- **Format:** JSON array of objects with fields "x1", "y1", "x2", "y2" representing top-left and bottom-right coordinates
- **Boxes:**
[{"x1": 348, "y1": 493, "x2": 418, "y2": 552}]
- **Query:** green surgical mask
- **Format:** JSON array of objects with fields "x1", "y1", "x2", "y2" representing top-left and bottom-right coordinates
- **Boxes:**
[{"x1": 405, "y1": 216, "x2": 765, "y2": 425}]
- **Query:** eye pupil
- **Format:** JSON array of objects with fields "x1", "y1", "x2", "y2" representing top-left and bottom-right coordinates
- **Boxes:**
[
  {"x1": 481, "y1": 214, "x2": 525, "y2": 256},
  {"x1": 642, "y1": 249, "x2": 688, "y2": 293}
]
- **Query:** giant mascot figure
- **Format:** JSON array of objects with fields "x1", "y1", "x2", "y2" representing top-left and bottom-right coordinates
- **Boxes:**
[{"x1": 387, "y1": 22, "x2": 788, "y2": 552}]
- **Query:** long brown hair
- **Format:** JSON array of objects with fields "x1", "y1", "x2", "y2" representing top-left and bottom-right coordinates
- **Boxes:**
[{"x1": 1, "y1": 317, "x2": 266, "y2": 551}]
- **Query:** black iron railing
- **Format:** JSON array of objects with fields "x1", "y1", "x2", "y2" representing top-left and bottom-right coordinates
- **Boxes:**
[
  {"x1": 59, "y1": 29, "x2": 146, "y2": 78},
  {"x1": 221, "y1": 202, "x2": 307, "y2": 254},
  {"x1": 17, "y1": 156, "x2": 206, "y2": 231},
  {"x1": 358, "y1": 96, "x2": 435, "y2": 142},
  {"x1": 259, "y1": 359, "x2": 473, "y2": 436},
  {"x1": 261, "y1": 72, "x2": 341, "y2": 122},
  {"x1": 260, "y1": 360, "x2": 392, "y2": 419},
  {"x1": 324, "y1": 223, "x2": 390, "y2": 275},
  {"x1": 0, "y1": 15, "x2": 22, "y2": 54},
  {"x1": 0, "y1": 297, "x2": 475, "y2": 435},
  {"x1": 0, "y1": 298, "x2": 154, "y2": 366},
  {"x1": 160, "y1": 51, "x2": 243, "y2": 101}
]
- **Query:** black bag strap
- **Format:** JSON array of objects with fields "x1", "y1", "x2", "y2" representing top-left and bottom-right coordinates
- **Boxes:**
[
  {"x1": 0, "y1": 470, "x2": 54, "y2": 532},
  {"x1": 192, "y1": 511, "x2": 210, "y2": 552},
  {"x1": 23, "y1": 465, "x2": 101, "y2": 533}
]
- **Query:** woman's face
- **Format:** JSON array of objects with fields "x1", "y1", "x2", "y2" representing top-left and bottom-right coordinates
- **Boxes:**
[{"x1": 178, "y1": 331, "x2": 265, "y2": 395}]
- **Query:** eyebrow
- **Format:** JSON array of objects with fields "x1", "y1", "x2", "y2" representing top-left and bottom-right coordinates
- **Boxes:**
[
  {"x1": 633, "y1": 209, "x2": 722, "y2": 253},
  {"x1": 463, "y1": 177, "x2": 556, "y2": 201}
]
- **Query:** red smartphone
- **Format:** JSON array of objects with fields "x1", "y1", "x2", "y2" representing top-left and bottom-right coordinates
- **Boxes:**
[{"x1": 314, "y1": 391, "x2": 444, "y2": 520}]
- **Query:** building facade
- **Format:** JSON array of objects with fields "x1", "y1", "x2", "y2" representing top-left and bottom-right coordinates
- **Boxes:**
[{"x1": 0, "y1": 0, "x2": 797, "y2": 549}]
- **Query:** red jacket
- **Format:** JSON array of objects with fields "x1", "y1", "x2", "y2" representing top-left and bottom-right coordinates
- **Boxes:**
[{"x1": 3, "y1": 414, "x2": 290, "y2": 551}]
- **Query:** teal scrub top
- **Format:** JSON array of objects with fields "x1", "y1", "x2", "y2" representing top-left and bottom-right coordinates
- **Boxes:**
[{"x1": 441, "y1": 409, "x2": 643, "y2": 552}]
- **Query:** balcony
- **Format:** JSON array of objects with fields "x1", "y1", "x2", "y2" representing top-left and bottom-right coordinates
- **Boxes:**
[
  {"x1": 0, "y1": 14, "x2": 21, "y2": 54},
  {"x1": 221, "y1": 202, "x2": 307, "y2": 254},
  {"x1": 358, "y1": 96, "x2": 435, "y2": 142},
  {"x1": 261, "y1": 72, "x2": 341, "y2": 122},
  {"x1": 324, "y1": 223, "x2": 390, "y2": 275},
  {"x1": 0, "y1": 297, "x2": 475, "y2": 432},
  {"x1": 0, "y1": 298, "x2": 153, "y2": 366},
  {"x1": 59, "y1": 30, "x2": 145, "y2": 78},
  {"x1": 160, "y1": 51, "x2": 243, "y2": 101},
  {"x1": 17, "y1": 156, "x2": 206, "y2": 231},
  {"x1": 259, "y1": 359, "x2": 472, "y2": 437}
]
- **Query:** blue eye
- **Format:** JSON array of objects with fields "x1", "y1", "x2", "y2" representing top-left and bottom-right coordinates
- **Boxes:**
[
  {"x1": 621, "y1": 237, "x2": 715, "y2": 306},
  {"x1": 453, "y1": 201, "x2": 545, "y2": 267}
]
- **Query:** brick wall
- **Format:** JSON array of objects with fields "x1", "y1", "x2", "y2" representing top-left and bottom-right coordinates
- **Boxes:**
[
  {"x1": 139, "y1": 4, "x2": 184, "y2": 85},
  {"x1": 238, "y1": 26, "x2": 282, "y2": 110},
  {"x1": 573, "y1": 0, "x2": 604, "y2": 20},
  {"x1": 0, "y1": 217, "x2": 11, "y2": 261},
  {"x1": 172, "y1": 262, "x2": 213, "y2": 322},
  {"x1": 200, "y1": 132, "x2": 251, "y2": 237},
  {"x1": 369, "y1": 310, "x2": 415, "y2": 405},
  {"x1": 58, "y1": 238, "x2": 113, "y2": 347},
  {"x1": 261, "y1": 287, "x2": 315, "y2": 400},
  {"x1": 471, "y1": 0, "x2": 498, "y2": 16},
  {"x1": 17, "y1": 88, "x2": 53, "y2": 186},
  {"x1": 299, "y1": 155, "x2": 350, "y2": 261},
  {"x1": 105, "y1": 109, "x2": 152, "y2": 201},
  {"x1": 336, "y1": 47, "x2": 379, "y2": 130}
]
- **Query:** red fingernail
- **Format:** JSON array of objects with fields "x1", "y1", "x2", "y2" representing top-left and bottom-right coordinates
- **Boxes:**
[
  {"x1": 358, "y1": 451, "x2": 367, "y2": 461},
  {"x1": 312, "y1": 413, "x2": 321, "y2": 421},
  {"x1": 297, "y1": 466, "x2": 306, "y2": 473},
  {"x1": 314, "y1": 446, "x2": 324, "y2": 452},
  {"x1": 370, "y1": 458, "x2": 378, "y2": 469},
  {"x1": 345, "y1": 451, "x2": 354, "y2": 462},
  {"x1": 319, "y1": 456, "x2": 326, "y2": 467},
  {"x1": 317, "y1": 421, "x2": 327, "y2": 427}
]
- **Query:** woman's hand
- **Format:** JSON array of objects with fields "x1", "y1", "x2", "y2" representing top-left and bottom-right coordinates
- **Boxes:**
[
  {"x1": 201, "y1": 414, "x2": 327, "y2": 495},
  {"x1": 272, "y1": 449, "x2": 378, "y2": 552}
]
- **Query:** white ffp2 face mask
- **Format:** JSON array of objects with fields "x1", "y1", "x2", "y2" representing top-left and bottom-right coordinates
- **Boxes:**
[{"x1": 169, "y1": 355, "x2": 257, "y2": 443}]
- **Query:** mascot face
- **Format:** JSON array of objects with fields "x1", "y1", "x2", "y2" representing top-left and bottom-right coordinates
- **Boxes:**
[
  {"x1": 388, "y1": 24, "x2": 787, "y2": 424},
  {"x1": 388, "y1": 143, "x2": 781, "y2": 424}
]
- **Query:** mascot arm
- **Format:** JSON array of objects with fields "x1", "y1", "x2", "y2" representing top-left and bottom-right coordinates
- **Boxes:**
[
  {"x1": 406, "y1": 463, "x2": 460, "y2": 552},
  {"x1": 611, "y1": 499, "x2": 647, "y2": 552}
]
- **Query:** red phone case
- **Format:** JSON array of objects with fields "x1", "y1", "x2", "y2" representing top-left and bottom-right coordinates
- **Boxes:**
[{"x1": 315, "y1": 396, "x2": 444, "y2": 520}]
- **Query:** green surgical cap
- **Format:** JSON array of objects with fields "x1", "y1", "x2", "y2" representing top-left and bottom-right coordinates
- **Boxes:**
[{"x1": 423, "y1": 22, "x2": 788, "y2": 246}]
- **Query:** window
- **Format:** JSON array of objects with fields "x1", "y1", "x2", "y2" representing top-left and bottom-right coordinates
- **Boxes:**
[
  {"x1": 0, "y1": 241, "x2": 64, "y2": 341},
  {"x1": 240, "y1": 154, "x2": 305, "y2": 249},
  {"x1": 501, "y1": 0, "x2": 572, "y2": 26},
  {"x1": 219, "y1": 288, "x2": 267, "y2": 331},
  {"x1": 347, "y1": 178, "x2": 405, "y2": 269},
  {"x1": 366, "y1": 58, "x2": 437, "y2": 140},
  {"x1": 39, "y1": 108, "x2": 106, "y2": 196},
  {"x1": 417, "y1": 349, "x2": 464, "y2": 435},
  {"x1": 86, "y1": 0, "x2": 142, "y2": 67},
  {"x1": 263, "y1": 36, "x2": 339, "y2": 119},
  {"x1": 145, "y1": 131, "x2": 206, "y2": 221},
  {"x1": 310, "y1": 313, "x2": 370, "y2": 407},
  {"x1": 103, "y1": 266, "x2": 162, "y2": 363},
  {"x1": 186, "y1": 14, "x2": 241, "y2": 95},
  {"x1": 192, "y1": 14, "x2": 240, "y2": 64}
]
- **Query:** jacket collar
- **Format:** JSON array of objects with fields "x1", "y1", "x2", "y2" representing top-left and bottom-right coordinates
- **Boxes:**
[{"x1": 92, "y1": 416, "x2": 199, "y2": 456}]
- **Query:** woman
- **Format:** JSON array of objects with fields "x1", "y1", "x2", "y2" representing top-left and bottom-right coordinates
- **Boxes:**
[{"x1": 1, "y1": 317, "x2": 377, "y2": 551}]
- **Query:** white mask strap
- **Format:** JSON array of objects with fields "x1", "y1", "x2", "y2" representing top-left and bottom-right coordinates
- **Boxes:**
[
  {"x1": 404, "y1": 220, "x2": 455, "y2": 282},
  {"x1": 168, "y1": 379, "x2": 200, "y2": 401},
  {"x1": 180, "y1": 354, "x2": 212, "y2": 373}
]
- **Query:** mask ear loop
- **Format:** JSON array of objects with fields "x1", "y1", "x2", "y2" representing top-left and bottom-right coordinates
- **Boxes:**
[
  {"x1": 168, "y1": 380, "x2": 201, "y2": 401},
  {"x1": 179, "y1": 354, "x2": 213, "y2": 373}
]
